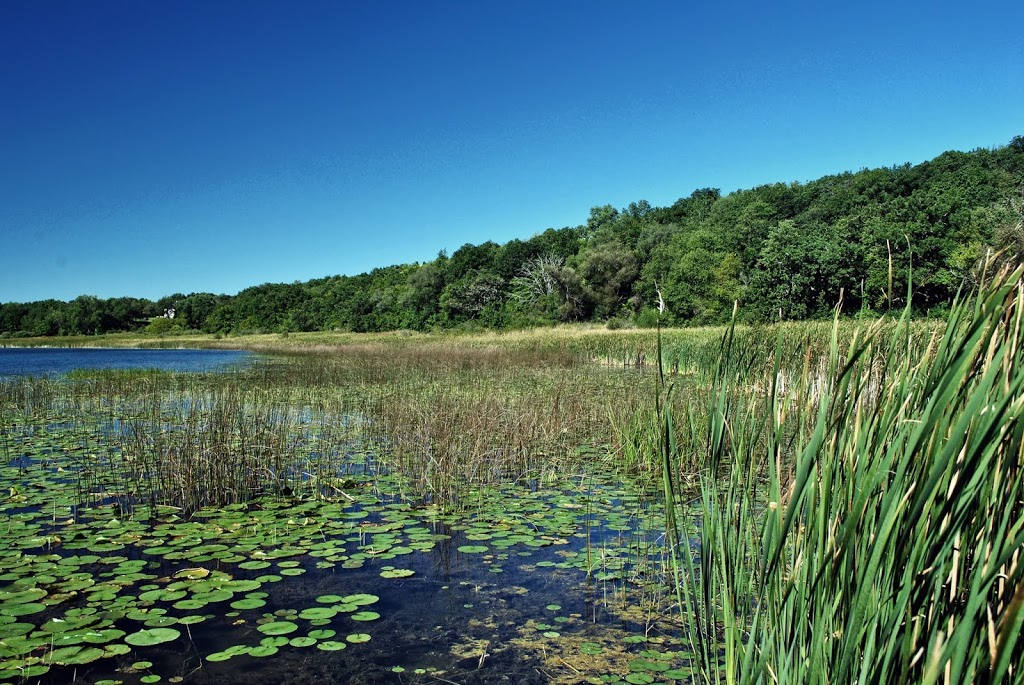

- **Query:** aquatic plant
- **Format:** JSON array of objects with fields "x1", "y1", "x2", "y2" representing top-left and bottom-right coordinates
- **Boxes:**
[{"x1": 670, "y1": 268, "x2": 1024, "y2": 684}]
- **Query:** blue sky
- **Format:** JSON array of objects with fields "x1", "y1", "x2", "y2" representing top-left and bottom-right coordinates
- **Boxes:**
[{"x1": 2, "y1": 1, "x2": 1021, "y2": 303}]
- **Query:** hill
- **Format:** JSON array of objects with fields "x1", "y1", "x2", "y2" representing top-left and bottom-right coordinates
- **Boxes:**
[{"x1": 3, "y1": 137, "x2": 1022, "y2": 337}]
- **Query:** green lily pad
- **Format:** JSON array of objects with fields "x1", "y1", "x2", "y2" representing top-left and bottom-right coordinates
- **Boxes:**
[
  {"x1": 1, "y1": 602, "x2": 46, "y2": 617},
  {"x1": 257, "y1": 621, "x2": 298, "y2": 636},
  {"x1": 82, "y1": 628, "x2": 126, "y2": 644},
  {"x1": 104, "y1": 643, "x2": 132, "y2": 656},
  {"x1": 48, "y1": 645, "x2": 107, "y2": 665},
  {"x1": 380, "y1": 569, "x2": 414, "y2": 578},
  {"x1": 308, "y1": 629, "x2": 336, "y2": 639},
  {"x1": 314, "y1": 594, "x2": 344, "y2": 604},
  {"x1": 664, "y1": 668, "x2": 696, "y2": 680},
  {"x1": 625, "y1": 675, "x2": 655, "y2": 685},
  {"x1": 230, "y1": 598, "x2": 266, "y2": 610},
  {"x1": 350, "y1": 611, "x2": 380, "y2": 622},
  {"x1": 238, "y1": 560, "x2": 271, "y2": 570},
  {"x1": 457, "y1": 545, "x2": 488, "y2": 554},
  {"x1": 124, "y1": 628, "x2": 181, "y2": 647},
  {"x1": 316, "y1": 641, "x2": 347, "y2": 651},
  {"x1": 249, "y1": 645, "x2": 278, "y2": 657}
]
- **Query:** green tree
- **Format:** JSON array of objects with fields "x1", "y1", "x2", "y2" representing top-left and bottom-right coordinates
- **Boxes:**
[
  {"x1": 640, "y1": 228, "x2": 741, "y2": 324},
  {"x1": 178, "y1": 293, "x2": 222, "y2": 331},
  {"x1": 440, "y1": 270, "x2": 506, "y2": 324},
  {"x1": 402, "y1": 260, "x2": 447, "y2": 329},
  {"x1": 749, "y1": 220, "x2": 853, "y2": 319},
  {"x1": 575, "y1": 240, "x2": 638, "y2": 319},
  {"x1": 581, "y1": 205, "x2": 619, "y2": 241}
]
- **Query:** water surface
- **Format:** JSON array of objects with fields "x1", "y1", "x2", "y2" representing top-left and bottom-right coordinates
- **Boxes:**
[{"x1": 0, "y1": 347, "x2": 251, "y2": 378}]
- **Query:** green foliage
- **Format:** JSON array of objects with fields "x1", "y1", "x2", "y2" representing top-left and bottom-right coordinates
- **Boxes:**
[
  {"x1": 2, "y1": 138, "x2": 1022, "y2": 337},
  {"x1": 575, "y1": 240, "x2": 639, "y2": 319},
  {"x1": 670, "y1": 268, "x2": 1024, "y2": 684},
  {"x1": 143, "y1": 317, "x2": 184, "y2": 336}
]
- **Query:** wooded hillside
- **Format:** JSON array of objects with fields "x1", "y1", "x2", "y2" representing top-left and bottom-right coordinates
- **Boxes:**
[{"x1": 3, "y1": 138, "x2": 1022, "y2": 337}]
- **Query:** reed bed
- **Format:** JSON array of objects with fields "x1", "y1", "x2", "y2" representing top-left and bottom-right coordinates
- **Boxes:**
[
  {"x1": 0, "y1": 314, "x2": 943, "y2": 517},
  {"x1": 0, "y1": 341, "x2": 667, "y2": 516},
  {"x1": 267, "y1": 343, "x2": 666, "y2": 503},
  {"x1": 665, "y1": 269, "x2": 1024, "y2": 684}
]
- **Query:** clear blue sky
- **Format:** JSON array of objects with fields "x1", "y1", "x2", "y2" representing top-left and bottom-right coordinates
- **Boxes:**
[{"x1": 2, "y1": 1, "x2": 1021, "y2": 303}]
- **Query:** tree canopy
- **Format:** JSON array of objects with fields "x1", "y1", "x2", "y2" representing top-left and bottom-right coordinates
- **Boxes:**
[{"x1": 3, "y1": 138, "x2": 1022, "y2": 337}]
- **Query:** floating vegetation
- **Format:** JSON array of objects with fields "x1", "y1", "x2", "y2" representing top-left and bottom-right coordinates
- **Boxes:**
[{"x1": 0, "y1": 387, "x2": 687, "y2": 684}]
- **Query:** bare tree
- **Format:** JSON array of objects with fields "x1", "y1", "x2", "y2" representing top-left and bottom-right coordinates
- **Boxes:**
[{"x1": 510, "y1": 255, "x2": 565, "y2": 306}]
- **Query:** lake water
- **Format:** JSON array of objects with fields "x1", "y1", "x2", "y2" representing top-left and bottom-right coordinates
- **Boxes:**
[{"x1": 0, "y1": 347, "x2": 252, "y2": 377}]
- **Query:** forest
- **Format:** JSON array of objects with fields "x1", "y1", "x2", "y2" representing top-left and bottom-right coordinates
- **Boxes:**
[{"x1": 3, "y1": 137, "x2": 1022, "y2": 338}]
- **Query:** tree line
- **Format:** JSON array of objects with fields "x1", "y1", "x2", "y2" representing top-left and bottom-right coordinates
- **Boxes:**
[{"x1": 3, "y1": 138, "x2": 1023, "y2": 338}]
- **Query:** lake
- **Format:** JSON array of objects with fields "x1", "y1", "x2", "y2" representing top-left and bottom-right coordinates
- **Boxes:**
[{"x1": 0, "y1": 347, "x2": 252, "y2": 377}]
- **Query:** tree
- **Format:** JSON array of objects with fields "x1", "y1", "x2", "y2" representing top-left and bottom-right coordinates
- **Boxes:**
[
  {"x1": 525, "y1": 227, "x2": 584, "y2": 260},
  {"x1": 510, "y1": 255, "x2": 564, "y2": 308},
  {"x1": 576, "y1": 241, "x2": 638, "y2": 319},
  {"x1": 446, "y1": 242, "x2": 499, "y2": 282},
  {"x1": 662, "y1": 188, "x2": 721, "y2": 226},
  {"x1": 970, "y1": 189, "x2": 1024, "y2": 284},
  {"x1": 440, "y1": 270, "x2": 506, "y2": 324},
  {"x1": 67, "y1": 295, "x2": 105, "y2": 335},
  {"x1": 403, "y1": 261, "x2": 447, "y2": 328},
  {"x1": 178, "y1": 293, "x2": 222, "y2": 331},
  {"x1": 749, "y1": 220, "x2": 853, "y2": 320},
  {"x1": 640, "y1": 228, "x2": 741, "y2": 324},
  {"x1": 582, "y1": 205, "x2": 619, "y2": 241},
  {"x1": 494, "y1": 239, "x2": 539, "y2": 281}
]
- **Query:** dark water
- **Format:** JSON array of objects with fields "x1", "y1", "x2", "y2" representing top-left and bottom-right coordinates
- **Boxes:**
[{"x1": 0, "y1": 347, "x2": 252, "y2": 377}]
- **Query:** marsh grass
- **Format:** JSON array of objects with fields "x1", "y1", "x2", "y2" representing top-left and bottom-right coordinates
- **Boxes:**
[
  {"x1": 275, "y1": 343, "x2": 661, "y2": 505},
  {"x1": 0, "y1": 340, "x2": 667, "y2": 518},
  {"x1": 666, "y1": 270, "x2": 1024, "y2": 684},
  {"x1": 0, "y1": 313, "x2": 943, "y2": 522}
]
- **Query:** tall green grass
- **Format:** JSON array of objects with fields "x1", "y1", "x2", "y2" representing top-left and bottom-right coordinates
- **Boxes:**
[{"x1": 667, "y1": 269, "x2": 1024, "y2": 684}]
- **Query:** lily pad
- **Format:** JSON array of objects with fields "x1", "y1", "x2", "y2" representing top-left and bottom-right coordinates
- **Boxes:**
[
  {"x1": 308, "y1": 629, "x2": 336, "y2": 639},
  {"x1": 350, "y1": 611, "x2": 380, "y2": 622},
  {"x1": 314, "y1": 594, "x2": 344, "y2": 604},
  {"x1": 316, "y1": 640, "x2": 347, "y2": 651},
  {"x1": 124, "y1": 628, "x2": 181, "y2": 647},
  {"x1": 380, "y1": 569, "x2": 414, "y2": 579},
  {"x1": 249, "y1": 645, "x2": 278, "y2": 657},
  {"x1": 48, "y1": 645, "x2": 107, "y2": 665},
  {"x1": 257, "y1": 621, "x2": 298, "y2": 636},
  {"x1": 457, "y1": 545, "x2": 488, "y2": 554}
]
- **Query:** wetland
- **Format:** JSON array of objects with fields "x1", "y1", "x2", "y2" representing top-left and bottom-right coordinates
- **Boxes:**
[
  {"x1": 0, "y1": 343, "x2": 700, "y2": 685},
  {"x1": 1, "y1": 273, "x2": 1023, "y2": 685}
]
